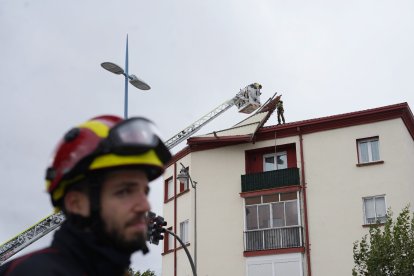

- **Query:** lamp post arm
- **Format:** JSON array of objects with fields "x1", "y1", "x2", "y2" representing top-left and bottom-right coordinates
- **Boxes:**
[
  {"x1": 165, "y1": 229, "x2": 197, "y2": 276},
  {"x1": 189, "y1": 177, "x2": 197, "y2": 189}
]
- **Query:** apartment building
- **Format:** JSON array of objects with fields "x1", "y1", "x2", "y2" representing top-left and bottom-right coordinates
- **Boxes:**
[{"x1": 162, "y1": 102, "x2": 414, "y2": 276}]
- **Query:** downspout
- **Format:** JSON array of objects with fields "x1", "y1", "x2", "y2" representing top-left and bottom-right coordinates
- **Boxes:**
[
  {"x1": 174, "y1": 162, "x2": 177, "y2": 276},
  {"x1": 298, "y1": 127, "x2": 312, "y2": 276}
]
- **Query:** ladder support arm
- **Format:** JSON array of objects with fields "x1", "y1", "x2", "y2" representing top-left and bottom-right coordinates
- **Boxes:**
[
  {"x1": 164, "y1": 99, "x2": 235, "y2": 149},
  {"x1": 0, "y1": 212, "x2": 65, "y2": 265}
]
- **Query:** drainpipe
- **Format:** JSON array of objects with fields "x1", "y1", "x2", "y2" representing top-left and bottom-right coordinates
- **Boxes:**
[{"x1": 298, "y1": 127, "x2": 312, "y2": 276}]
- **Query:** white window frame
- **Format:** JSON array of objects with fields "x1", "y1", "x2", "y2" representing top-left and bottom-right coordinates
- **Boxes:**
[
  {"x1": 167, "y1": 227, "x2": 174, "y2": 251},
  {"x1": 357, "y1": 137, "x2": 380, "y2": 164},
  {"x1": 180, "y1": 220, "x2": 189, "y2": 244},
  {"x1": 244, "y1": 192, "x2": 300, "y2": 231},
  {"x1": 168, "y1": 233, "x2": 174, "y2": 250},
  {"x1": 167, "y1": 178, "x2": 174, "y2": 200},
  {"x1": 263, "y1": 151, "x2": 287, "y2": 172},
  {"x1": 363, "y1": 195, "x2": 387, "y2": 225}
]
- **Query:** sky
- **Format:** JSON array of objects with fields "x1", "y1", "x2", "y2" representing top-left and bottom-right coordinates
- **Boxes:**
[{"x1": 1, "y1": 0, "x2": 414, "y2": 274}]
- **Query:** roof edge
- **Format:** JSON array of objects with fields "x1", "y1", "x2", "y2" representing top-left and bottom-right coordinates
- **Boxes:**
[{"x1": 166, "y1": 102, "x2": 414, "y2": 166}]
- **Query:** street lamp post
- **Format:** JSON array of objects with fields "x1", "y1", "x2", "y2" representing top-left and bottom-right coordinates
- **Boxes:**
[
  {"x1": 147, "y1": 212, "x2": 196, "y2": 276},
  {"x1": 101, "y1": 35, "x2": 151, "y2": 119},
  {"x1": 176, "y1": 163, "x2": 198, "y2": 274}
]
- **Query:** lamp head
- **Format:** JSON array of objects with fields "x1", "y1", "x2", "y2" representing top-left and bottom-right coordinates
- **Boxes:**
[
  {"x1": 129, "y1": 74, "x2": 151, "y2": 90},
  {"x1": 101, "y1": 62, "x2": 124, "y2": 75},
  {"x1": 176, "y1": 167, "x2": 189, "y2": 183}
]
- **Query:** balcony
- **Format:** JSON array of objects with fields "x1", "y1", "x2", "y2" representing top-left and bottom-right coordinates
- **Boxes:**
[
  {"x1": 241, "y1": 168, "x2": 300, "y2": 192},
  {"x1": 244, "y1": 226, "x2": 303, "y2": 252}
]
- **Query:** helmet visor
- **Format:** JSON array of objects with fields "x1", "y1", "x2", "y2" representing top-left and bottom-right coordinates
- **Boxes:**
[{"x1": 106, "y1": 117, "x2": 163, "y2": 155}]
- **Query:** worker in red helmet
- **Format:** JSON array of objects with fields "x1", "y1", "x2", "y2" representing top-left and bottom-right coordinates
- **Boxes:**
[{"x1": 0, "y1": 115, "x2": 172, "y2": 276}]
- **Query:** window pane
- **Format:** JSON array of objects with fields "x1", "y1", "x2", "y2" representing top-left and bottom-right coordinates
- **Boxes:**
[
  {"x1": 263, "y1": 194, "x2": 279, "y2": 203},
  {"x1": 285, "y1": 201, "x2": 299, "y2": 226},
  {"x1": 180, "y1": 220, "x2": 189, "y2": 243},
  {"x1": 364, "y1": 198, "x2": 375, "y2": 223},
  {"x1": 375, "y1": 197, "x2": 386, "y2": 218},
  {"x1": 258, "y1": 205, "x2": 270, "y2": 229},
  {"x1": 359, "y1": 142, "x2": 369, "y2": 163},
  {"x1": 246, "y1": 206, "x2": 258, "y2": 230},
  {"x1": 276, "y1": 153, "x2": 287, "y2": 170},
  {"x1": 265, "y1": 156, "x2": 275, "y2": 164},
  {"x1": 245, "y1": 196, "x2": 261, "y2": 205},
  {"x1": 280, "y1": 192, "x2": 297, "y2": 201},
  {"x1": 370, "y1": 140, "x2": 380, "y2": 161},
  {"x1": 167, "y1": 179, "x2": 174, "y2": 199},
  {"x1": 180, "y1": 223, "x2": 184, "y2": 241},
  {"x1": 264, "y1": 156, "x2": 275, "y2": 171},
  {"x1": 272, "y1": 202, "x2": 285, "y2": 227},
  {"x1": 168, "y1": 230, "x2": 174, "y2": 250}
]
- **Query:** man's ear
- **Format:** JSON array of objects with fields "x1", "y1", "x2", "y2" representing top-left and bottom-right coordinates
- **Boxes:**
[{"x1": 63, "y1": 190, "x2": 90, "y2": 217}]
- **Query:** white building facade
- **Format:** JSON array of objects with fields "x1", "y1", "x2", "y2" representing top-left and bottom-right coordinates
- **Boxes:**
[{"x1": 161, "y1": 102, "x2": 414, "y2": 276}]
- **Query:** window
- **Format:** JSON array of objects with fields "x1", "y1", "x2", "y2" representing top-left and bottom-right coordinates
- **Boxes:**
[
  {"x1": 165, "y1": 177, "x2": 174, "y2": 201},
  {"x1": 263, "y1": 152, "x2": 287, "y2": 171},
  {"x1": 245, "y1": 192, "x2": 299, "y2": 230},
  {"x1": 164, "y1": 227, "x2": 174, "y2": 252},
  {"x1": 180, "y1": 220, "x2": 189, "y2": 244},
  {"x1": 363, "y1": 195, "x2": 386, "y2": 224},
  {"x1": 246, "y1": 205, "x2": 258, "y2": 230},
  {"x1": 258, "y1": 205, "x2": 270, "y2": 229},
  {"x1": 358, "y1": 137, "x2": 380, "y2": 163}
]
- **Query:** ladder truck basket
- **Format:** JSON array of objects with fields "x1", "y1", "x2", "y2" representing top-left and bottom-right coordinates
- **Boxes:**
[{"x1": 235, "y1": 83, "x2": 262, "y2": 114}]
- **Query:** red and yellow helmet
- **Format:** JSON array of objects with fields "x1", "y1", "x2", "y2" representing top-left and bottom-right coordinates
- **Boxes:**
[{"x1": 46, "y1": 115, "x2": 171, "y2": 207}]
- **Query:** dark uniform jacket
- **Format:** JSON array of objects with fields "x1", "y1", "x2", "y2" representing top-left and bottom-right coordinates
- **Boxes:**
[{"x1": 0, "y1": 221, "x2": 131, "y2": 276}]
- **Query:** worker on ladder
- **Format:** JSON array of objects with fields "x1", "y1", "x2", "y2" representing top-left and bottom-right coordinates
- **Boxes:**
[{"x1": 0, "y1": 115, "x2": 171, "y2": 275}]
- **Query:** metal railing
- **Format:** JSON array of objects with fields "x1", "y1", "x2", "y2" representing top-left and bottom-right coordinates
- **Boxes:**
[
  {"x1": 244, "y1": 226, "x2": 303, "y2": 251},
  {"x1": 241, "y1": 168, "x2": 300, "y2": 192}
]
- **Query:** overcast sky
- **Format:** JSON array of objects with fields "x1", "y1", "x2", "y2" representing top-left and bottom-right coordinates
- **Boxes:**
[{"x1": 1, "y1": 0, "x2": 414, "y2": 274}]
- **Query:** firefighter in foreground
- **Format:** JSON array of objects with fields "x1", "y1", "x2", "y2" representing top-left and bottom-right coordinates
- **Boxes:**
[{"x1": 0, "y1": 115, "x2": 172, "y2": 275}]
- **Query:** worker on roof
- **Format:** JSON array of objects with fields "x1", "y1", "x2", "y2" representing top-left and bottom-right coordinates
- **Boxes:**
[
  {"x1": 0, "y1": 115, "x2": 172, "y2": 276},
  {"x1": 277, "y1": 100, "x2": 286, "y2": 124}
]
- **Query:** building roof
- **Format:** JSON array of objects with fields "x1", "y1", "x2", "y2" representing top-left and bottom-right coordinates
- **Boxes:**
[
  {"x1": 168, "y1": 102, "x2": 414, "y2": 165},
  {"x1": 193, "y1": 94, "x2": 281, "y2": 140}
]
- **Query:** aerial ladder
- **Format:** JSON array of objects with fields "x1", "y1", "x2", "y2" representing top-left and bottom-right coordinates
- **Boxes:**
[{"x1": 0, "y1": 83, "x2": 263, "y2": 265}]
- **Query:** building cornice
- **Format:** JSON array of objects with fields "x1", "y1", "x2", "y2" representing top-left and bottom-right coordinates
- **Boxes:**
[{"x1": 257, "y1": 102, "x2": 412, "y2": 141}]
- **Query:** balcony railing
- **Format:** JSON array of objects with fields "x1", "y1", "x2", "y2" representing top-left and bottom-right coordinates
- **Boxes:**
[
  {"x1": 244, "y1": 226, "x2": 303, "y2": 251},
  {"x1": 241, "y1": 168, "x2": 300, "y2": 192}
]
